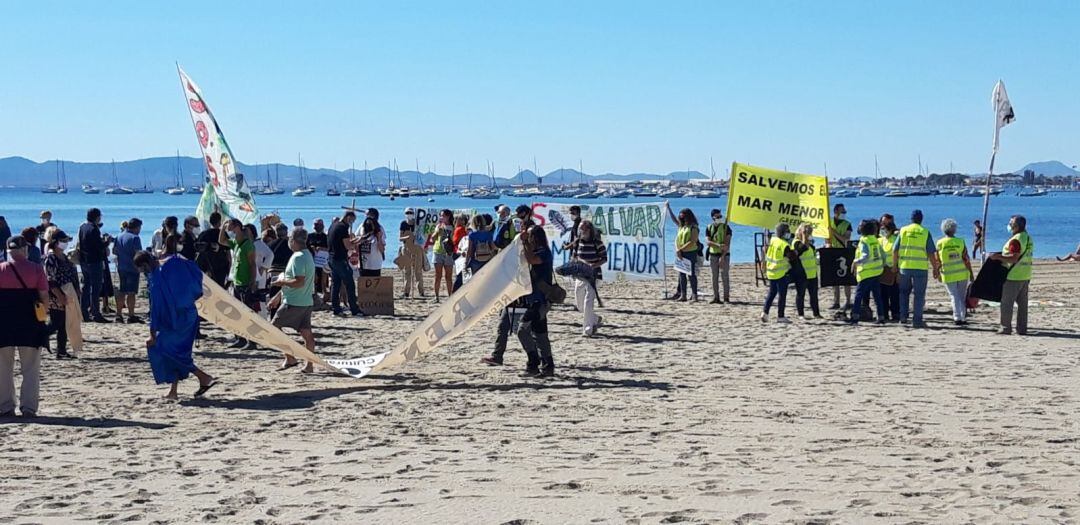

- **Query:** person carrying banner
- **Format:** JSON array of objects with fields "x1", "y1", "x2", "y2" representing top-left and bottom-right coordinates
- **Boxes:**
[
  {"x1": 827, "y1": 204, "x2": 853, "y2": 311},
  {"x1": 270, "y1": 228, "x2": 318, "y2": 373},
  {"x1": 667, "y1": 206, "x2": 700, "y2": 302},
  {"x1": 848, "y1": 220, "x2": 886, "y2": 325},
  {"x1": 892, "y1": 210, "x2": 940, "y2": 328},
  {"x1": 135, "y1": 249, "x2": 216, "y2": 400},
  {"x1": 989, "y1": 215, "x2": 1033, "y2": 335},
  {"x1": 398, "y1": 208, "x2": 426, "y2": 298},
  {"x1": 878, "y1": 214, "x2": 901, "y2": 322},
  {"x1": 518, "y1": 223, "x2": 556, "y2": 377},
  {"x1": 936, "y1": 219, "x2": 973, "y2": 326},
  {"x1": 705, "y1": 209, "x2": 732, "y2": 304},
  {"x1": 791, "y1": 223, "x2": 820, "y2": 319},
  {"x1": 762, "y1": 223, "x2": 796, "y2": 323}
]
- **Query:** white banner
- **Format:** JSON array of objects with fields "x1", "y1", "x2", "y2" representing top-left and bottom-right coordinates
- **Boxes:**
[
  {"x1": 177, "y1": 65, "x2": 259, "y2": 225},
  {"x1": 326, "y1": 237, "x2": 533, "y2": 377},
  {"x1": 529, "y1": 201, "x2": 667, "y2": 280}
]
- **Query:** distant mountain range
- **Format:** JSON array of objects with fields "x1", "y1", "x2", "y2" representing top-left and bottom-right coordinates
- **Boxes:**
[
  {"x1": 0, "y1": 155, "x2": 1074, "y2": 189},
  {"x1": 0, "y1": 156, "x2": 710, "y2": 189}
]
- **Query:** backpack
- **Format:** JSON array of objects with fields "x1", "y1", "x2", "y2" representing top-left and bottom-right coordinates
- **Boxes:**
[{"x1": 474, "y1": 239, "x2": 496, "y2": 262}]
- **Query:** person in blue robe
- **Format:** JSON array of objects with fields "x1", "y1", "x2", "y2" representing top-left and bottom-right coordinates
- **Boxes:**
[{"x1": 135, "y1": 243, "x2": 217, "y2": 400}]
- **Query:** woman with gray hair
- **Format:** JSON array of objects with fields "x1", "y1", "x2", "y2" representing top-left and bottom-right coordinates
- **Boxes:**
[{"x1": 935, "y1": 218, "x2": 974, "y2": 326}]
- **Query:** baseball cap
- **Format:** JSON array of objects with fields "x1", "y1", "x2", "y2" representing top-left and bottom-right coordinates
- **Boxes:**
[
  {"x1": 404, "y1": 207, "x2": 415, "y2": 214},
  {"x1": 47, "y1": 229, "x2": 73, "y2": 243}
]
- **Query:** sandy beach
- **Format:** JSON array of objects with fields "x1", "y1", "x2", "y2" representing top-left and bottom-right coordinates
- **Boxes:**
[{"x1": 1, "y1": 259, "x2": 1079, "y2": 524}]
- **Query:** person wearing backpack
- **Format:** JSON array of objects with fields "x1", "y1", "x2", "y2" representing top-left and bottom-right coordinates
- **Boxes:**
[{"x1": 465, "y1": 215, "x2": 497, "y2": 276}]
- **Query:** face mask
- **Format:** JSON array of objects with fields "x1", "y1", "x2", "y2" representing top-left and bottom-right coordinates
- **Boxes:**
[
  {"x1": 1006, "y1": 224, "x2": 1013, "y2": 234},
  {"x1": 783, "y1": 232, "x2": 794, "y2": 241},
  {"x1": 837, "y1": 213, "x2": 846, "y2": 220},
  {"x1": 192, "y1": 227, "x2": 202, "y2": 236},
  {"x1": 713, "y1": 217, "x2": 722, "y2": 224},
  {"x1": 177, "y1": 244, "x2": 185, "y2": 252},
  {"x1": 58, "y1": 241, "x2": 69, "y2": 251},
  {"x1": 406, "y1": 216, "x2": 415, "y2": 224},
  {"x1": 41, "y1": 219, "x2": 50, "y2": 225},
  {"x1": 228, "y1": 230, "x2": 237, "y2": 240}
]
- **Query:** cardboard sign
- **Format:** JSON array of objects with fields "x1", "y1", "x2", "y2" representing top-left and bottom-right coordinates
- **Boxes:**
[
  {"x1": 357, "y1": 276, "x2": 395, "y2": 316},
  {"x1": 818, "y1": 247, "x2": 857, "y2": 287}
]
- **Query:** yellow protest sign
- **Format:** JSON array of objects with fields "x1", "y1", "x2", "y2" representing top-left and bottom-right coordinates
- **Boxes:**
[{"x1": 726, "y1": 162, "x2": 830, "y2": 238}]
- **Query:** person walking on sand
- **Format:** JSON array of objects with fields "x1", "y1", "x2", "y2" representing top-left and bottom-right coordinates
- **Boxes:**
[
  {"x1": 571, "y1": 220, "x2": 607, "y2": 337},
  {"x1": 135, "y1": 249, "x2": 216, "y2": 400},
  {"x1": 270, "y1": 228, "x2": 318, "y2": 373},
  {"x1": 827, "y1": 203, "x2": 853, "y2": 311},
  {"x1": 848, "y1": 219, "x2": 886, "y2": 325},
  {"x1": 517, "y1": 223, "x2": 556, "y2": 377},
  {"x1": 878, "y1": 214, "x2": 901, "y2": 322},
  {"x1": 481, "y1": 211, "x2": 537, "y2": 368},
  {"x1": 893, "y1": 209, "x2": 940, "y2": 328},
  {"x1": 705, "y1": 209, "x2": 732, "y2": 304},
  {"x1": 667, "y1": 206, "x2": 701, "y2": 302},
  {"x1": 0, "y1": 236, "x2": 49, "y2": 417},
  {"x1": 398, "y1": 208, "x2": 426, "y2": 298},
  {"x1": 791, "y1": 223, "x2": 820, "y2": 319},
  {"x1": 989, "y1": 215, "x2": 1034, "y2": 335},
  {"x1": 762, "y1": 223, "x2": 796, "y2": 323},
  {"x1": 936, "y1": 219, "x2": 973, "y2": 326},
  {"x1": 113, "y1": 218, "x2": 144, "y2": 324}
]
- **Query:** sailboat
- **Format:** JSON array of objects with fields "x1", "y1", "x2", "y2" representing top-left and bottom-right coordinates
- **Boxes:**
[
  {"x1": 292, "y1": 155, "x2": 315, "y2": 196},
  {"x1": 342, "y1": 162, "x2": 367, "y2": 196},
  {"x1": 42, "y1": 159, "x2": 68, "y2": 193},
  {"x1": 470, "y1": 162, "x2": 500, "y2": 199},
  {"x1": 164, "y1": 151, "x2": 186, "y2": 195},
  {"x1": 254, "y1": 164, "x2": 283, "y2": 195},
  {"x1": 105, "y1": 160, "x2": 134, "y2": 194},
  {"x1": 411, "y1": 159, "x2": 429, "y2": 197},
  {"x1": 132, "y1": 169, "x2": 155, "y2": 193}
]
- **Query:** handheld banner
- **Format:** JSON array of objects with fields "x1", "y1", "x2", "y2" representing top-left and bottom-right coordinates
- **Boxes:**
[
  {"x1": 727, "y1": 163, "x2": 829, "y2": 238},
  {"x1": 530, "y1": 201, "x2": 667, "y2": 280},
  {"x1": 177, "y1": 65, "x2": 259, "y2": 225},
  {"x1": 673, "y1": 258, "x2": 693, "y2": 275},
  {"x1": 817, "y1": 247, "x2": 857, "y2": 287},
  {"x1": 326, "y1": 237, "x2": 533, "y2": 378}
]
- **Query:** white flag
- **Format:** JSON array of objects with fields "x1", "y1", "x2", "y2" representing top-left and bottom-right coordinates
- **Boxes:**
[
  {"x1": 176, "y1": 65, "x2": 259, "y2": 225},
  {"x1": 992, "y1": 80, "x2": 1015, "y2": 153}
]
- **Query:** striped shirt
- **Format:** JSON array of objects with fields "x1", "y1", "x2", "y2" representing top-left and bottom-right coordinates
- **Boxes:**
[{"x1": 575, "y1": 238, "x2": 607, "y2": 280}]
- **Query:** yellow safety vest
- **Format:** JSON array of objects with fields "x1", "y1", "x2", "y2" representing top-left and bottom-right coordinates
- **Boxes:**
[
  {"x1": 1003, "y1": 231, "x2": 1034, "y2": 281},
  {"x1": 829, "y1": 218, "x2": 851, "y2": 247},
  {"x1": 856, "y1": 235, "x2": 884, "y2": 282},
  {"x1": 879, "y1": 232, "x2": 898, "y2": 268},
  {"x1": 676, "y1": 225, "x2": 698, "y2": 252},
  {"x1": 707, "y1": 223, "x2": 727, "y2": 255},
  {"x1": 799, "y1": 241, "x2": 818, "y2": 280},
  {"x1": 765, "y1": 236, "x2": 791, "y2": 280},
  {"x1": 897, "y1": 224, "x2": 930, "y2": 271},
  {"x1": 935, "y1": 236, "x2": 969, "y2": 283}
]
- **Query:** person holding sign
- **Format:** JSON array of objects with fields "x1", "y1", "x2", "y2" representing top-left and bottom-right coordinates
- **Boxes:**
[
  {"x1": 892, "y1": 210, "x2": 939, "y2": 329},
  {"x1": 848, "y1": 220, "x2": 886, "y2": 325},
  {"x1": 791, "y1": 223, "x2": 821, "y2": 319},
  {"x1": 705, "y1": 209, "x2": 732, "y2": 304},
  {"x1": 827, "y1": 204, "x2": 853, "y2": 311},
  {"x1": 667, "y1": 206, "x2": 701, "y2": 302},
  {"x1": 761, "y1": 223, "x2": 797, "y2": 323},
  {"x1": 935, "y1": 219, "x2": 973, "y2": 326},
  {"x1": 988, "y1": 215, "x2": 1034, "y2": 335}
]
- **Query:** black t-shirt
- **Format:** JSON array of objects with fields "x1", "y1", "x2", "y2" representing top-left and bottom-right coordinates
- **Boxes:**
[
  {"x1": 327, "y1": 221, "x2": 351, "y2": 260},
  {"x1": 307, "y1": 231, "x2": 328, "y2": 252},
  {"x1": 399, "y1": 220, "x2": 415, "y2": 235},
  {"x1": 269, "y1": 238, "x2": 293, "y2": 270},
  {"x1": 180, "y1": 230, "x2": 197, "y2": 261},
  {"x1": 195, "y1": 228, "x2": 229, "y2": 276},
  {"x1": 77, "y1": 223, "x2": 104, "y2": 264}
]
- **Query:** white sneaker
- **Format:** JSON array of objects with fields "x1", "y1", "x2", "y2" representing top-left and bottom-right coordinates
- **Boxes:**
[{"x1": 777, "y1": 317, "x2": 791, "y2": 324}]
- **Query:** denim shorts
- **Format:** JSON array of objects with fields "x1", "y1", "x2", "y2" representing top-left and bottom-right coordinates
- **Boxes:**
[
  {"x1": 433, "y1": 252, "x2": 455, "y2": 267},
  {"x1": 118, "y1": 271, "x2": 140, "y2": 294}
]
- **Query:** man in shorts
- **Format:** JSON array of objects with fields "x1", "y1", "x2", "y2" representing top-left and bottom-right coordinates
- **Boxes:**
[
  {"x1": 113, "y1": 218, "x2": 144, "y2": 323},
  {"x1": 272, "y1": 228, "x2": 318, "y2": 373}
]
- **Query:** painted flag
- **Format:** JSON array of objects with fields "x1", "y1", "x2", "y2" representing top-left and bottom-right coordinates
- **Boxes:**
[
  {"x1": 991, "y1": 80, "x2": 1015, "y2": 153},
  {"x1": 176, "y1": 65, "x2": 259, "y2": 225}
]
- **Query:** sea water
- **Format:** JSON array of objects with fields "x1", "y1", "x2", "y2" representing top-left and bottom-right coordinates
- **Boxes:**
[{"x1": 2, "y1": 189, "x2": 1077, "y2": 265}]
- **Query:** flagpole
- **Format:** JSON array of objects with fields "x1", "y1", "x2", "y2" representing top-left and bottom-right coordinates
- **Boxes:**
[{"x1": 980, "y1": 151, "x2": 995, "y2": 262}]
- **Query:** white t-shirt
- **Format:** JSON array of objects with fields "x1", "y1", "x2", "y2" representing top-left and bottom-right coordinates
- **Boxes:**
[
  {"x1": 359, "y1": 233, "x2": 384, "y2": 271},
  {"x1": 253, "y1": 239, "x2": 274, "y2": 288}
]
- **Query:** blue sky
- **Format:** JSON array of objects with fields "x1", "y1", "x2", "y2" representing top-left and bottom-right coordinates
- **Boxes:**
[{"x1": 1, "y1": 1, "x2": 1077, "y2": 178}]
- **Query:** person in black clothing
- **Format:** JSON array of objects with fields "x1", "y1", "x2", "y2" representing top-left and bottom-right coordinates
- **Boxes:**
[
  {"x1": 78, "y1": 208, "x2": 109, "y2": 322},
  {"x1": 561, "y1": 205, "x2": 582, "y2": 257},
  {"x1": 791, "y1": 223, "x2": 822, "y2": 319},
  {"x1": 194, "y1": 212, "x2": 230, "y2": 287},
  {"x1": 180, "y1": 216, "x2": 199, "y2": 261},
  {"x1": 35, "y1": 211, "x2": 53, "y2": 252},
  {"x1": 327, "y1": 211, "x2": 361, "y2": 316},
  {"x1": 307, "y1": 218, "x2": 329, "y2": 300}
]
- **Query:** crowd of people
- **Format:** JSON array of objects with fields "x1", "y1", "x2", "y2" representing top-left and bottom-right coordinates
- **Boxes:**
[{"x1": 0, "y1": 198, "x2": 1050, "y2": 416}]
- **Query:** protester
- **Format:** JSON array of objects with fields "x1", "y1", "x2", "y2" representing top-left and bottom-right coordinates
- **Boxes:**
[
  {"x1": 989, "y1": 215, "x2": 1034, "y2": 335},
  {"x1": 195, "y1": 212, "x2": 230, "y2": 288},
  {"x1": 762, "y1": 223, "x2": 796, "y2": 323},
  {"x1": 936, "y1": 219, "x2": 973, "y2": 326},
  {"x1": 517, "y1": 223, "x2": 556, "y2": 377},
  {"x1": 893, "y1": 209, "x2": 940, "y2": 328},
  {"x1": 78, "y1": 208, "x2": 110, "y2": 323},
  {"x1": 151, "y1": 216, "x2": 179, "y2": 258},
  {"x1": 464, "y1": 214, "x2": 497, "y2": 276},
  {"x1": 0, "y1": 236, "x2": 49, "y2": 417},
  {"x1": 358, "y1": 217, "x2": 385, "y2": 277},
  {"x1": 849, "y1": 219, "x2": 886, "y2": 325},
  {"x1": 44, "y1": 229, "x2": 78, "y2": 359},
  {"x1": 791, "y1": 223, "x2": 820, "y2": 319},
  {"x1": 20, "y1": 228, "x2": 42, "y2": 264},
  {"x1": 972, "y1": 219, "x2": 985, "y2": 259},
  {"x1": 308, "y1": 218, "x2": 330, "y2": 302},
  {"x1": 878, "y1": 214, "x2": 901, "y2": 322},
  {"x1": 572, "y1": 220, "x2": 607, "y2": 337},
  {"x1": 270, "y1": 228, "x2": 318, "y2": 373},
  {"x1": 704, "y1": 209, "x2": 732, "y2": 304},
  {"x1": 482, "y1": 209, "x2": 536, "y2": 368},
  {"x1": 35, "y1": 211, "x2": 53, "y2": 252},
  {"x1": 100, "y1": 229, "x2": 118, "y2": 317},
  {"x1": 180, "y1": 216, "x2": 200, "y2": 261},
  {"x1": 219, "y1": 219, "x2": 258, "y2": 348},
  {"x1": 248, "y1": 224, "x2": 273, "y2": 319},
  {"x1": 293, "y1": 218, "x2": 304, "y2": 230},
  {"x1": 113, "y1": 218, "x2": 144, "y2": 323},
  {"x1": 327, "y1": 211, "x2": 362, "y2": 316},
  {"x1": 451, "y1": 213, "x2": 470, "y2": 292},
  {"x1": 428, "y1": 209, "x2": 456, "y2": 301},
  {"x1": 561, "y1": 205, "x2": 583, "y2": 257},
  {"x1": 397, "y1": 208, "x2": 425, "y2": 298},
  {"x1": 828, "y1": 203, "x2": 853, "y2": 311},
  {"x1": 668, "y1": 207, "x2": 700, "y2": 302},
  {"x1": 136, "y1": 250, "x2": 217, "y2": 400},
  {"x1": 494, "y1": 205, "x2": 517, "y2": 249}
]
